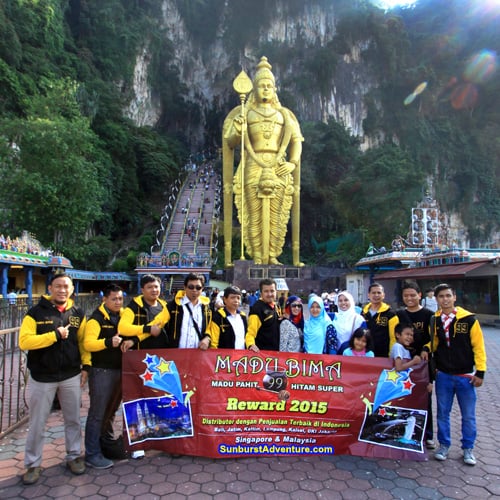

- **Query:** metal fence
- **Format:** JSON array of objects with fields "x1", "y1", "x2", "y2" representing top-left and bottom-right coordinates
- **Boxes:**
[
  {"x1": 0, "y1": 295, "x2": 101, "y2": 437},
  {"x1": 0, "y1": 326, "x2": 28, "y2": 437}
]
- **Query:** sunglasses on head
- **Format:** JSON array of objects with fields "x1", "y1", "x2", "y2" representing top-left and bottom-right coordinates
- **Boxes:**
[{"x1": 187, "y1": 284, "x2": 203, "y2": 291}]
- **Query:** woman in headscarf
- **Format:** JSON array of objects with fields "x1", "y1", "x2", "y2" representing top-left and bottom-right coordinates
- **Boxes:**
[
  {"x1": 303, "y1": 295, "x2": 338, "y2": 354},
  {"x1": 279, "y1": 295, "x2": 304, "y2": 352},
  {"x1": 332, "y1": 290, "x2": 366, "y2": 355}
]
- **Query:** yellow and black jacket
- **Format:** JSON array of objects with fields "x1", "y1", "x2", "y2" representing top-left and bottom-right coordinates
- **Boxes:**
[
  {"x1": 84, "y1": 303, "x2": 137, "y2": 368},
  {"x1": 245, "y1": 299, "x2": 281, "y2": 351},
  {"x1": 19, "y1": 295, "x2": 89, "y2": 382},
  {"x1": 118, "y1": 295, "x2": 170, "y2": 349},
  {"x1": 430, "y1": 306, "x2": 486, "y2": 378},
  {"x1": 362, "y1": 302, "x2": 398, "y2": 357},
  {"x1": 209, "y1": 307, "x2": 247, "y2": 348}
]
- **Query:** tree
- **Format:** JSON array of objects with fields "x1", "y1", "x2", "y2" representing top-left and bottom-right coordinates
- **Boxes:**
[{"x1": 0, "y1": 115, "x2": 105, "y2": 251}]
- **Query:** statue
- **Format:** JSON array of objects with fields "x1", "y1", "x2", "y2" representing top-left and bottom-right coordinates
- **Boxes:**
[{"x1": 222, "y1": 57, "x2": 303, "y2": 266}]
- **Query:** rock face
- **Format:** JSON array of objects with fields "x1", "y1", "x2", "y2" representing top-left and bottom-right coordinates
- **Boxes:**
[
  {"x1": 124, "y1": 0, "x2": 378, "y2": 147},
  {"x1": 125, "y1": 47, "x2": 161, "y2": 127}
]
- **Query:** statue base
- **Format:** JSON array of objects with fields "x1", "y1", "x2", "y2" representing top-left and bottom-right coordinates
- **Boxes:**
[{"x1": 226, "y1": 260, "x2": 320, "y2": 296}]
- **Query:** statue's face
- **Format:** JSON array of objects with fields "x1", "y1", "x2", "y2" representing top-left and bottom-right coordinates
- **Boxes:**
[{"x1": 255, "y1": 78, "x2": 275, "y2": 103}]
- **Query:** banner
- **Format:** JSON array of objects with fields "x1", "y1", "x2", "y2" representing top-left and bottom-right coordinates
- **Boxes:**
[{"x1": 122, "y1": 349, "x2": 430, "y2": 460}]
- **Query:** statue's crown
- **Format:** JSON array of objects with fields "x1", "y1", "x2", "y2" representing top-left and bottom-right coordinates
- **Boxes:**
[{"x1": 254, "y1": 56, "x2": 275, "y2": 84}]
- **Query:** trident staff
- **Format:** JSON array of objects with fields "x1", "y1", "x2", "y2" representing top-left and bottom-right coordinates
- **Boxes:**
[{"x1": 222, "y1": 70, "x2": 252, "y2": 266}]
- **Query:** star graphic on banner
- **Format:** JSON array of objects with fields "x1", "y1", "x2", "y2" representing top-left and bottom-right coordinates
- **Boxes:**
[
  {"x1": 143, "y1": 354, "x2": 155, "y2": 366},
  {"x1": 403, "y1": 378, "x2": 415, "y2": 391},
  {"x1": 140, "y1": 370, "x2": 154, "y2": 382},
  {"x1": 157, "y1": 358, "x2": 171, "y2": 374},
  {"x1": 385, "y1": 369, "x2": 402, "y2": 384},
  {"x1": 378, "y1": 408, "x2": 387, "y2": 416},
  {"x1": 171, "y1": 399, "x2": 178, "y2": 408}
]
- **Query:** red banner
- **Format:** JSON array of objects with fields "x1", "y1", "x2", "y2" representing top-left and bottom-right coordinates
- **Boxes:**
[{"x1": 122, "y1": 349, "x2": 430, "y2": 460}]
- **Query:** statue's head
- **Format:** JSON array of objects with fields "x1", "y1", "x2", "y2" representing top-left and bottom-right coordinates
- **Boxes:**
[
  {"x1": 253, "y1": 57, "x2": 278, "y2": 105},
  {"x1": 254, "y1": 56, "x2": 275, "y2": 86}
]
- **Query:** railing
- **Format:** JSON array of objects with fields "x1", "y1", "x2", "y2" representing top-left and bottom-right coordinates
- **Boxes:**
[
  {"x1": 0, "y1": 295, "x2": 101, "y2": 436},
  {"x1": 0, "y1": 326, "x2": 29, "y2": 438}
]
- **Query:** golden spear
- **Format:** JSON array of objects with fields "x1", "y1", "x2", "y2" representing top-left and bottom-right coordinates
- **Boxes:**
[{"x1": 232, "y1": 70, "x2": 253, "y2": 260}]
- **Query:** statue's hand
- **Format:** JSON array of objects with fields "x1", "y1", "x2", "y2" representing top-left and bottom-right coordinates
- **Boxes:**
[
  {"x1": 275, "y1": 161, "x2": 295, "y2": 177},
  {"x1": 233, "y1": 114, "x2": 246, "y2": 134}
]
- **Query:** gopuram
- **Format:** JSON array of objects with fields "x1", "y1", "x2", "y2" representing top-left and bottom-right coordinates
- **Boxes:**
[{"x1": 222, "y1": 57, "x2": 304, "y2": 268}]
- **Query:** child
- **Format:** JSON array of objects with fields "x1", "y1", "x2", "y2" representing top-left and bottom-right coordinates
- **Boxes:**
[
  {"x1": 390, "y1": 323, "x2": 421, "y2": 371},
  {"x1": 343, "y1": 327, "x2": 375, "y2": 357}
]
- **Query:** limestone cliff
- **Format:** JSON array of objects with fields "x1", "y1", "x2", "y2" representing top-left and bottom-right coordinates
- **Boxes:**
[{"x1": 125, "y1": 0, "x2": 377, "y2": 147}]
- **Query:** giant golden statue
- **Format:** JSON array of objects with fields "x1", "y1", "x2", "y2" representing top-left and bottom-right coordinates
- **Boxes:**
[{"x1": 222, "y1": 57, "x2": 303, "y2": 266}]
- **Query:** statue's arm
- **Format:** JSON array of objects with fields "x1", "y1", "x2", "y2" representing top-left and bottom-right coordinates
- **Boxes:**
[{"x1": 223, "y1": 107, "x2": 245, "y2": 149}]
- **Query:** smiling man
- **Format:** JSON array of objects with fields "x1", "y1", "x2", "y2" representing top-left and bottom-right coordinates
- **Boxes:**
[
  {"x1": 118, "y1": 274, "x2": 170, "y2": 349},
  {"x1": 395, "y1": 281, "x2": 435, "y2": 448},
  {"x1": 361, "y1": 282, "x2": 398, "y2": 357},
  {"x1": 19, "y1": 273, "x2": 89, "y2": 484},
  {"x1": 166, "y1": 273, "x2": 213, "y2": 349},
  {"x1": 208, "y1": 286, "x2": 248, "y2": 349},
  {"x1": 431, "y1": 283, "x2": 487, "y2": 466},
  {"x1": 246, "y1": 278, "x2": 281, "y2": 352}
]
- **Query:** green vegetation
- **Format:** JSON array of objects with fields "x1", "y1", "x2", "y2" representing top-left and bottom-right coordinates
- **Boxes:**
[{"x1": 0, "y1": 0, "x2": 185, "y2": 269}]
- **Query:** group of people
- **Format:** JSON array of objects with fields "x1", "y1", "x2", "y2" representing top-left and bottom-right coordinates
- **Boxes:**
[
  {"x1": 361, "y1": 281, "x2": 486, "y2": 467},
  {"x1": 19, "y1": 274, "x2": 486, "y2": 485}
]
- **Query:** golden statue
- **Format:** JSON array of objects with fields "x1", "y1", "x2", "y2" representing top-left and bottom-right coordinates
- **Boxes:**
[{"x1": 222, "y1": 57, "x2": 303, "y2": 266}]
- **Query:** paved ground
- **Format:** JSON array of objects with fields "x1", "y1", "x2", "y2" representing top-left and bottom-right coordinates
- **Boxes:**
[{"x1": 1, "y1": 327, "x2": 499, "y2": 500}]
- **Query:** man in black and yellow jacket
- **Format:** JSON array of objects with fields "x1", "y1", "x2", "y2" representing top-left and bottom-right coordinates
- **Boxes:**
[
  {"x1": 166, "y1": 272, "x2": 212, "y2": 349},
  {"x1": 209, "y1": 286, "x2": 248, "y2": 349},
  {"x1": 84, "y1": 283, "x2": 136, "y2": 470},
  {"x1": 19, "y1": 273, "x2": 89, "y2": 484},
  {"x1": 246, "y1": 278, "x2": 281, "y2": 352},
  {"x1": 431, "y1": 283, "x2": 486, "y2": 466},
  {"x1": 361, "y1": 282, "x2": 398, "y2": 357},
  {"x1": 118, "y1": 274, "x2": 170, "y2": 349}
]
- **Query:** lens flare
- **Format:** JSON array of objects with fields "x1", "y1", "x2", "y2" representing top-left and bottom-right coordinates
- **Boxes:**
[
  {"x1": 463, "y1": 50, "x2": 497, "y2": 84},
  {"x1": 404, "y1": 93, "x2": 416, "y2": 106},
  {"x1": 414, "y1": 81, "x2": 428, "y2": 95},
  {"x1": 404, "y1": 81, "x2": 427, "y2": 106},
  {"x1": 450, "y1": 83, "x2": 478, "y2": 109}
]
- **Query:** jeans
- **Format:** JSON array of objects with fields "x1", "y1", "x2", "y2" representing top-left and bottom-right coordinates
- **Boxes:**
[
  {"x1": 85, "y1": 367, "x2": 122, "y2": 458},
  {"x1": 435, "y1": 370, "x2": 477, "y2": 449}
]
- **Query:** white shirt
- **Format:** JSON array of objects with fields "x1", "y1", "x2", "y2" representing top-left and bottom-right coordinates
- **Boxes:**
[
  {"x1": 226, "y1": 311, "x2": 246, "y2": 349},
  {"x1": 179, "y1": 297, "x2": 203, "y2": 348}
]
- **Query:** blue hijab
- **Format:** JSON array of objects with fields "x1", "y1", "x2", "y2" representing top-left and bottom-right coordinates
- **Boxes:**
[{"x1": 304, "y1": 295, "x2": 333, "y2": 354}]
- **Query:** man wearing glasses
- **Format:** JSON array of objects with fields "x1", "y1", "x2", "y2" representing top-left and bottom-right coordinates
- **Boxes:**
[{"x1": 167, "y1": 272, "x2": 213, "y2": 349}]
